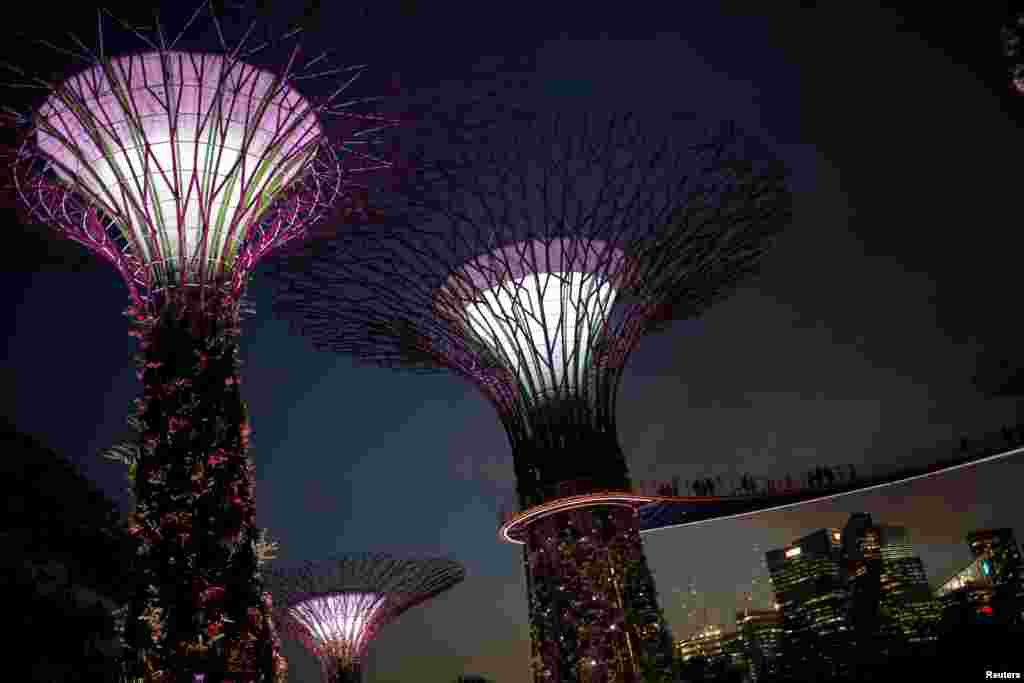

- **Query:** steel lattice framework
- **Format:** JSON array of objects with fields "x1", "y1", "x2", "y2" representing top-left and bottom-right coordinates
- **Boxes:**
[
  {"x1": 273, "y1": 111, "x2": 788, "y2": 505},
  {"x1": 269, "y1": 107, "x2": 791, "y2": 682},
  {"x1": 266, "y1": 554, "x2": 465, "y2": 683},
  {"x1": 7, "y1": 2, "x2": 392, "y2": 316}
]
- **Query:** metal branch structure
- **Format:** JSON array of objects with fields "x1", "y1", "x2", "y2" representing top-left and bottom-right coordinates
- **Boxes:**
[
  {"x1": 266, "y1": 554, "x2": 465, "y2": 683},
  {"x1": 5, "y1": 4, "x2": 395, "y2": 682},
  {"x1": 269, "y1": 107, "x2": 791, "y2": 682}
]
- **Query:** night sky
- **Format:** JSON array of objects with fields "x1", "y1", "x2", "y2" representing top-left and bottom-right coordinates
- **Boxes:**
[{"x1": 4, "y1": 2, "x2": 1024, "y2": 681}]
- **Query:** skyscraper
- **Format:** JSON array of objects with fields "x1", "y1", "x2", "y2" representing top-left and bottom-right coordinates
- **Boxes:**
[
  {"x1": 675, "y1": 625, "x2": 748, "y2": 683},
  {"x1": 675, "y1": 624, "x2": 725, "y2": 663},
  {"x1": 843, "y1": 513, "x2": 941, "y2": 646},
  {"x1": 735, "y1": 608, "x2": 782, "y2": 682},
  {"x1": 766, "y1": 528, "x2": 850, "y2": 680},
  {"x1": 932, "y1": 528, "x2": 1024, "y2": 679},
  {"x1": 939, "y1": 529, "x2": 1024, "y2": 626},
  {"x1": 767, "y1": 514, "x2": 945, "y2": 678}
]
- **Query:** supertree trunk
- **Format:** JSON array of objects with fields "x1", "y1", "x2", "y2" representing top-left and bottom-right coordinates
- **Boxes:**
[
  {"x1": 122, "y1": 289, "x2": 286, "y2": 683},
  {"x1": 524, "y1": 506, "x2": 675, "y2": 682},
  {"x1": 333, "y1": 660, "x2": 362, "y2": 683},
  {"x1": 512, "y1": 419, "x2": 674, "y2": 682}
]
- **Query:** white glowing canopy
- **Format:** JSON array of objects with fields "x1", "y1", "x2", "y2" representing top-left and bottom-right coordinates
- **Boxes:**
[
  {"x1": 443, "y1": 239, "x2": 624, "y2": 400},
  {"x1": 290, "y1": 592, "x2": 386, "y2": 662},
  {"x1": 36, "y1": 51, "x2": 322, "y2": 283}
]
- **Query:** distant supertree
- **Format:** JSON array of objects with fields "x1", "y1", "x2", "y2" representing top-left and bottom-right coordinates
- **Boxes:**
[
  {"x1": 269, "y1": 106, "x2": 791, "y2": 681},
  {"x1": 1002, "y1": 10, "x2": 1024, "y2": 95},
  {"x1": 5, "y1": 3, "x2": 394, "y2": 681},
  {"x1": 266, "y1": 554, "x2": 465, "y2": 683}
]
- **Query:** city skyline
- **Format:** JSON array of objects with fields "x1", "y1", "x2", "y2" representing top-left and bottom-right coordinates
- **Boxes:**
[
  {"x1": 668, "y1": 503, "x2": 1023, "y2": 639},
  {"x1": 5, "y1": 2, "x2": 1023, "y2": 681}
]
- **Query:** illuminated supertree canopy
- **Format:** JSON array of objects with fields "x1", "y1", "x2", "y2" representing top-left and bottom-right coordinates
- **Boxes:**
[
  {"x1": 7, "y1": 14, "x2": 391, "y2": 310},
  {"x1": 269, "y1": 105, "x2": 791, "y2": 682},
  {"x1": 266, "y1": 554, "x2": 465, "y2": 683},
  {"x1": 271, "y1": 108, "x2": 790, "y2": 507},
  {"x1": 4, "y1": 4, "x2": 395, "y2": 681}
]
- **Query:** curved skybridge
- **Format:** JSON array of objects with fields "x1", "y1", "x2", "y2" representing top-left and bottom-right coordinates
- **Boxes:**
[{"x1": 499, "y1": 441, "x2": 1024, "y2": 544}]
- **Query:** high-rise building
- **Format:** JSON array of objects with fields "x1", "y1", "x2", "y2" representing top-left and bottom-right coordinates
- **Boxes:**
[
  {"x1": 938, "y1": 529, "x2": 1024, "y2": 627},
  {"x1": 676, "y1": 624, "x2": 725, "y2": 662},
  {"x1": 719, "y1": 630, "x2": 747, "y2": 680},
  {"x1": 766, "y1": 514, "x2": 944, "y2": 678},
  {"x1": 766, "y1": 527, "x2": 850, "y2": 679},
  {"x1": 675, "y1": 625, "x2": 748, "y2": 682},
  {"x1": 843, "y1": 513, "x2": 941, "y2": 645},
  {"x1": 675, "y1": 626, "x2": 749, "y2": 683},
  {"x1": 736, "y1": 608, "x2": 782, "y2": 682},
  {"x1": 968, "y1": 529, "x2": 1022, "y2": 575},
  {"x1": 936, "y1": 555, "x2": 992, "y2": 597}
]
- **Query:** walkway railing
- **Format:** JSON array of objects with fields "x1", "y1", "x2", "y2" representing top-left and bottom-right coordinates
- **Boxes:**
[{"x1": 497, "y1": 423, "x2": 1024, "y2": 527}]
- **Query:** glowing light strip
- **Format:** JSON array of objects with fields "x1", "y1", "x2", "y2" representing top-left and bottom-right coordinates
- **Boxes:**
[
  {"x1": 499, "y1": 492, "x2": 672, "y2": 544},
  {"x1": 497, "y1": 446, "x2": 1024, "y2": 544}
]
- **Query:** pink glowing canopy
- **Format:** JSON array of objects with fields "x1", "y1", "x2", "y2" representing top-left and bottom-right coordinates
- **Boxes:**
[
  {"x1": 33, "y1": 50, "x2": 326, "y2": 292},
  {"x1": 289, "y1": 592, "x2": 386, "y2": 665}
]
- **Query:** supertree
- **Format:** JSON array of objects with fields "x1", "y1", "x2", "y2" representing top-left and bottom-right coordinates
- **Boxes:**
[
  {"x1": 265, "y1": 554, "x2": 465, "y2": 683},
  {"x1": 4, "y1": 3, "x2": 394, "y2": 680},
  {"x1": 269, "y1": 106, "x2": 791, "y2": 681}
]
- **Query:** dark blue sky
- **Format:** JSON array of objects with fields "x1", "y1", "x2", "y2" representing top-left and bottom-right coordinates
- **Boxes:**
[{"x1": 4, "y1": 2, "x2": 1024, "y2": 681}]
